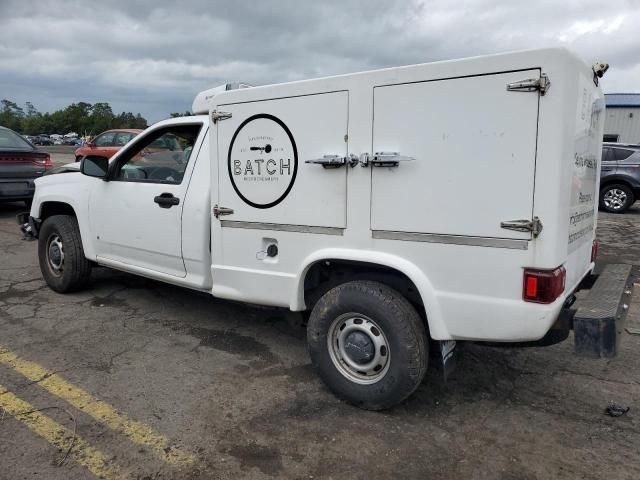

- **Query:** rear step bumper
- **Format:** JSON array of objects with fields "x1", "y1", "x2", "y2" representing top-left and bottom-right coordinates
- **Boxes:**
[{"x1": 572, "y1": 263, "x2": 633, "y2": 358}]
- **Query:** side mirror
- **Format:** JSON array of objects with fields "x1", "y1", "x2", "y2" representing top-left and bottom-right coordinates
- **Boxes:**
[
  {"x1": 87, "y1": 142, "x2": 96, "y2": 148},
  {"x1": 80, "y1": 156, "x2": 109, "y2": 179}
]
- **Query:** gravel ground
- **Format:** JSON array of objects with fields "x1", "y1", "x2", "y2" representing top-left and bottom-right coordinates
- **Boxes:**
[{"x1": 0, "y1": 201, "x2": 638, "y2": 480}]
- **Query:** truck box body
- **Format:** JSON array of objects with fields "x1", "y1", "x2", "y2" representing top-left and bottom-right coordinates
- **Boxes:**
[{"x1": 197, "y1": 48, "x2": 603, "y2": 341}]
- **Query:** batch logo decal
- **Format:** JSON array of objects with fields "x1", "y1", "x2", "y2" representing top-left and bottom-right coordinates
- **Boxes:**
[{"x1": 228, "y1": 114, "x2": 298, "y2": 209}]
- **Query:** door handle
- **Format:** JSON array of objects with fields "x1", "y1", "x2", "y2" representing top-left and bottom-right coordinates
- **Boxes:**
[
  {"x1": 154, "y1": 193, "x2": 180, "y2": 208},
  {"x1": 367, "y1": 152, "x2": 416, "y2": 167},
  {"x1": 305, "y1": 154, "x2": 359, "y2": 168}
]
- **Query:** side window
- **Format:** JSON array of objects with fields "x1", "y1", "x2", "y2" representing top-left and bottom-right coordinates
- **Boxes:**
[
  {"x1": 602, "y1": 148, "x2": 612, "y2": 162},
  {"x1": 113, "y1": 132, "x2": 133, "y2": 147},
  {"x1": 113, "y1": 125, "x2": 202, "y2": 184},
  {"x1": 94, "y1": 132, "x2": 116, "y2": 146},
  {"x1": 612, "y1": 148, "x2": 634, "y2": 161}
]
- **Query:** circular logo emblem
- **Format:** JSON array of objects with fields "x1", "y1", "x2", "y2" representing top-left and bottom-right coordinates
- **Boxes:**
[{"x1": 227, "y1": 114, "x2": 298, "y2": 209}]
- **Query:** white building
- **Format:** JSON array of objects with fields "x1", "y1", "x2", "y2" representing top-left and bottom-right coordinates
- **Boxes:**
[{"x1": 604, "y1": 93, "x2": 640, "y2": 143}]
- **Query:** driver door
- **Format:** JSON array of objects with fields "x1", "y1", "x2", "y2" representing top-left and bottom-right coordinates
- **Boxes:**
[{"x1": 90, "y1": 122, "x2": 205, "y2": 277}]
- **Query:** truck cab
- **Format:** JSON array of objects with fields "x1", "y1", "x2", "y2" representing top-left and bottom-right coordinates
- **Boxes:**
[{"x1": 21, "y1": 48, "x2": 632, "y2": 410}]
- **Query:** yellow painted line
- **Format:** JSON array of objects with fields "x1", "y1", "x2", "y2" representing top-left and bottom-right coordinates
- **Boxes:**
[
  {"x1": 0, "y1": 384, "x2": 126, "y2": 480},
  {"x1": 0, "y1": 347, "x2": 193, "y2": 466}
]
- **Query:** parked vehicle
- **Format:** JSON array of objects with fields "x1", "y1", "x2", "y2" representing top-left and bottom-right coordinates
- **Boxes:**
[
  {"x1": 74, "y1": 129, "x2": 142, "y2": 162},
  {"x1": 0, "y1": 126, "x2": 52, "y2": 206},
  {"x1": 33, "y1": 135, "x2": 53, "y2": 146},
  {"x1": 21, "y1": 49, "x2": 632, "y2": 409},
  {"x1": 599, "y1": 142, "x2": 640, "y2": 213}
]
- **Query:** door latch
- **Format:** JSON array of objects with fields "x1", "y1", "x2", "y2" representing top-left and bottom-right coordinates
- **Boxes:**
[
  {"x1": 305, "y1": 154, "x2": 359, "y2": 168},
  {"x1": 500, "y1": 216, "x2": 543, "y2": 237},
  {"x1": 365, "y1": 152, "x2": 416, "y2": 167},
  {"x1": 213, "y1": 205, "x2": 234, "y2": 218}
]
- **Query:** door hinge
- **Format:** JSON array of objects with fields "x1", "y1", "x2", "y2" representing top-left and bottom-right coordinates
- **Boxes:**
[
  {"x1": 211, "y1": 110, "x2": 232, "y2": 123},
  {"x1": 506, "y1": 74, "x2": 551, "y2": 96},
  {"x1": 213, "y1": 205, "x2": 234, "y2": 218},
  {"x1": 500, "y1": 216, "x2": 543, "y2": 237}
]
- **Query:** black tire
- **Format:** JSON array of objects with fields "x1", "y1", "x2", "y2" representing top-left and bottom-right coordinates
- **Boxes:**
[
  {"x1": 600, "y1": 184, "x2": 635, "y2": 213},
  {"x1": 38, "y1": 215, "x2": 91, "y2": 293},
  {"x1": 307, "y1": 280, "x2": 428, "y2": 410}
]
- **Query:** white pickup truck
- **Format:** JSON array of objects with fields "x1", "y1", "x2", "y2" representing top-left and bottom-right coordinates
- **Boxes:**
[{"x1": 20, "y1": 48, "x2": 632, "y2": 410}]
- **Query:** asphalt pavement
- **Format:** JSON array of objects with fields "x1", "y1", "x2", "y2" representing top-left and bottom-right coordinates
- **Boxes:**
[{"x1": 0, "y1": 197, "x2": 639, "y2": 479}]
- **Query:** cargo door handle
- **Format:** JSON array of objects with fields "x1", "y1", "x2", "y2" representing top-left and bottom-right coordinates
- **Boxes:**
[
  {"x1": 154, "y1": 193, "x2": 180, "y2": 208},
  {"x1": 361, "y1": 152, "x2": 416, "y2": 167},
  {"x1": 305, "y1": 154, "x2": 359, "y2": 169}
]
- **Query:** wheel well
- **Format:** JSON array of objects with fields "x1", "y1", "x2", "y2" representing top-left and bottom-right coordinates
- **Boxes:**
[
  {"x1": 600, "y1": 179, "x2": 634, "y2": 192},
  {"x1": 40, "y1": 201, "x2": 76, "y2": 221},
  {"x1": 303, "y1": 259, "x2": 425, "y2": 317}
]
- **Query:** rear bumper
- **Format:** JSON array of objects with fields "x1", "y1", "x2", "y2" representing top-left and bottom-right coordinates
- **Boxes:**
[
  {"x1": 0, "y1": 177, "x2": 38, "y2": 200},
  {"x1": 572, "y1": 263, "x2": 633, "y2": 357}
]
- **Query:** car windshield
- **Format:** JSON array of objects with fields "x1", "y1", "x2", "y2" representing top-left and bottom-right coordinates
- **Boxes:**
[{"x1": 0, "y1": 128, "x2": 32, "y2": 150}]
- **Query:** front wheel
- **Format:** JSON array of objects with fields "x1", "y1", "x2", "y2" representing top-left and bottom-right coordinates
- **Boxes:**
[
  {"x1": 307, "y1": 281, "x2": 428, "y2": 410},
  {"x1": 600, "y1": 184, "x2": 635, "y2": 213},
  {"x1": 38, "y1": 215, "x2": 92, "y2": 293}
]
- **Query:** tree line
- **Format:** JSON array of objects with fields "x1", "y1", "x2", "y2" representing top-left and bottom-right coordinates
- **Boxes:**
[{"x1": 0, "y1": 99, "x2": 149, "y2": 136}]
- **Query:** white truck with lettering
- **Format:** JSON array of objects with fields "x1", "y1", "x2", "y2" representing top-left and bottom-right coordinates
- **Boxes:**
[{"x1": 20, "y1": 48, "x2": 632, "y2": 410}]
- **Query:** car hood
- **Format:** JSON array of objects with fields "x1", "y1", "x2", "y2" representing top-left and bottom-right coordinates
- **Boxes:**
[{"x1": 43, "y1": 162, "x2": 81, "y2": 176}]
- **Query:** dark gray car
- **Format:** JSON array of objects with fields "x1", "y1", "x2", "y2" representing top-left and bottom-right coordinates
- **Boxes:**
[
  {"x1": 600, "y1": 142, "x2": 640, "y2": 213},
  {"x1": 0, "y1": 126, "x2": 52, "y2": 206}
]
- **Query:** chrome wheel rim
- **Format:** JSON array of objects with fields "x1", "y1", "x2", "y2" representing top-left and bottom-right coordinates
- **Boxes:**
[
  {"x1": 327, "y1": 313, "x2": 390, "y2": 385},
  {"x1": 604, "y1": 188, "x2": 627, "y2": 210},
  {"x1": 47, "y1": 234, "x2": 64, "y2": 275}
]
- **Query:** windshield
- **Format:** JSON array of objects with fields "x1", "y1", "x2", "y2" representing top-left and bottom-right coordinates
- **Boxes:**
[{"x1": 0, "y1": 128, "x2": 33, "y2": 150}]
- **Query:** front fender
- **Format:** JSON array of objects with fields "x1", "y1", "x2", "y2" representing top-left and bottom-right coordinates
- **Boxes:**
[
  {"x1": 291, "y1": 248, "x2": 449, "y2": 339},
  {"x1": 32, "y1": 173, "x2": 96, "y2": 260}
]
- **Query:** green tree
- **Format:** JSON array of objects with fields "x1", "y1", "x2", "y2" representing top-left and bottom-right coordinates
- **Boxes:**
[
  {"x1": 0, "y1": 99, "x2": 148, "y2": 135},
  {"x1": 0, "y1": 99, "x2": 24, "y2": 131}
]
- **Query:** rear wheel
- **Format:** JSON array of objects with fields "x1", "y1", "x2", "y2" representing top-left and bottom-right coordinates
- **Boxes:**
[
  {"x1": 600, "y1": 184, "x2": 634, "y2": 213},
  {"x1": 38, "y1": 215, "x2": 91, "y2": 292},
  {"x1": 307, "y1": 280, "x2": 428, "y2": 410}
]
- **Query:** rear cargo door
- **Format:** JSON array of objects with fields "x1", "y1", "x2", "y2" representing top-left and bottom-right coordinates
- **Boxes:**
[
  {"x1": 216, "y1": 92, "x2": 348, "y2": 228},
  {"x1": 371, "y1": 70, "x2": 540, "y2": 240}
]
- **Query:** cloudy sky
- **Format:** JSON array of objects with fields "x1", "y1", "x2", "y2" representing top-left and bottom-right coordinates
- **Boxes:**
[{"x1": 1, "y1": 0, "x2": 639, "y2": 122}]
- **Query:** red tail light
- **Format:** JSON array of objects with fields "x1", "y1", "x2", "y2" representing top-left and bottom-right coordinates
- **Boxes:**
[
  {"x1": 523, "y1": 266, "x2": 566, "y2": 304},
  {"x1": 591, "y1": 239, "x2": 598, "y2": 263},
  {"x1": 33, "y1": 153, "x2": 52, "y2": 168}
]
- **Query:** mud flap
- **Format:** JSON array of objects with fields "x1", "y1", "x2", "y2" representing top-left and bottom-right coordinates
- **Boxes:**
[
  {"x1": 430, "y1": 340, "x2": 459, "y2": 380},
  {"x1": 573, "y1": 263, "x2": 633, "y2": 358}
]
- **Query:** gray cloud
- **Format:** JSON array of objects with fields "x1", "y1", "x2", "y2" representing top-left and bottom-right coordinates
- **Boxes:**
[{"x1": 1, "y1": 0, "x2": 639, "y2": 122}]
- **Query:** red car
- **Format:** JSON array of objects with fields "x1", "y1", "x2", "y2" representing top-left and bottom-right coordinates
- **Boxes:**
[{"x1": 74, "y1": 129, "x2": 142, "y2": 162}]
